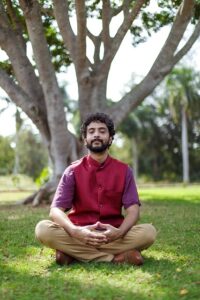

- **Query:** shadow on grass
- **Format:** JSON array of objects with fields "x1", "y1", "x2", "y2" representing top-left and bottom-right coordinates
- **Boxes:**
[
  {"x1": 1, "y1": 200, "x2": 200, "y2": 299},
  {"x1": 0, "y1": 256, "x2": 183, "y2": 300},
  {"x1": 0, "y1": 200, "x2": 199, "y2": 262}
]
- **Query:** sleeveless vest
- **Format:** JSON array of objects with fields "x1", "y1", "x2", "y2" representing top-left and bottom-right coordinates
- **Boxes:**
[{"x1": 68, "y1": 155, "x2": 128, "y2": 227}]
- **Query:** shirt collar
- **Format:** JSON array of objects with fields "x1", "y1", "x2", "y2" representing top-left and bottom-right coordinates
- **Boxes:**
[{"x1": 87, "y1": 154, "x2": 111, "y2": 169}]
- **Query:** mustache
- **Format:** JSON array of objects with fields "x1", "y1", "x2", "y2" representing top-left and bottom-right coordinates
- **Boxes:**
[{"x1": 91, "y1": 139, "x2": 103, "y2": 143}]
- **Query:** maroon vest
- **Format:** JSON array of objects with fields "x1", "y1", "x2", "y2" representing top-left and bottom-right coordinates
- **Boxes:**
[{"x1": 68, "y1": 155, "x2": 128, "y2": 227}]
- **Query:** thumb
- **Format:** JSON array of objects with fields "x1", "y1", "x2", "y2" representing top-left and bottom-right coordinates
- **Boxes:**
[
  {"x1": 87, "y1": 223, "x2": 99, "y2": 230},
  {"x1": 97, "y1": 222, "x2": 109, "y2": 229}
]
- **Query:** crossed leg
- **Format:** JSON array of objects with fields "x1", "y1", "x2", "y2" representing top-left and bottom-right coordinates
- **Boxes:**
[{"x1": 35, "y1": 220, "x2": 157, "y2": 263}]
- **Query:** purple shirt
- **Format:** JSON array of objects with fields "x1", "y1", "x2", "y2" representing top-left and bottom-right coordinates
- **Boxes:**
[{"x1": 51, "y1": 165, "x2": 141, "y2": 210}]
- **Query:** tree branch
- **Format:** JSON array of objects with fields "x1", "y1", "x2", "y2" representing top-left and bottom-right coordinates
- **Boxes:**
[
  {"x1": 75, "y1": 0, "x2": 87, "y2": 73},
  {"x1": 173, "y1": 18, "x2": 200, "y2": 65},
  {"x1": 149, "y1": 0, "x2": 195, "y2": 75},
  {"x1": 107, "y1": 0, "x2": 197, "y2": 127},
  {"x1": 52, "y1": 0, "x2": 76, "y2": 61},
  {"x1": 0, "y1": 24, "x2": 46, "y2": 113},
  {"x1": 100, "y1": 0, "x2": 145, "y2": 73},
  {"x1": 102, "y1": 0, "x2": 111, "y2": 51},
  {"x1": 5, "y1": 0, "x2": 27, "y2": 52},
  {"x1": 87, "y1": 29, "x2": 102, "y2": 65},
  {"x1": 112, "y1": 4, "x2": 123, "y2": 17},
  {"x1": 0, "y1": 69, "x2": 50, "y2": 142}
]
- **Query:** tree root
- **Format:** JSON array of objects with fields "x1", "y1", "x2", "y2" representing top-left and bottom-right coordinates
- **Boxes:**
[{"x1": 18, "y1": 180, "x2": 57, "y2": 206}]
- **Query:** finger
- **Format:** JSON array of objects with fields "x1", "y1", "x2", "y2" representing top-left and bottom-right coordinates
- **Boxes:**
[
  {"x1": 103, "y1": 229, "x2": 111, "y2": 236},
  {"x1": 86, "y1": 224, "x2": 98, "y2": 230},
  {"x1": 88, "y1": 232, "x2": 107, "y2": 240},
  {"x1": 90, "y1": 237, "x2": 108, "y2": 245},
  {"x1": 87, "y1": 240, "x2": 107, "y2": 246}
]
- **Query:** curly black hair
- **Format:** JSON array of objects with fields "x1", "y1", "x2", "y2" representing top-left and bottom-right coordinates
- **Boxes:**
[{"x1": 81, "y1": 112, "x2": 115, "y2": 140}]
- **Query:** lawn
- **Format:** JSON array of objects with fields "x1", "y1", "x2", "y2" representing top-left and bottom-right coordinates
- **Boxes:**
[{"x1": 0, "y1": 186, "x2": 199, "y2": 300}]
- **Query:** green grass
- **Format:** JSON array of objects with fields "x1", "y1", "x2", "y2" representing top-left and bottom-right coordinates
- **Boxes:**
[
  {"x1": 0, "y1": 174, "x2": 36, "y2": 191},
  {"x1": 0, "y1": 186, "x2": 200, "y2": 300}
]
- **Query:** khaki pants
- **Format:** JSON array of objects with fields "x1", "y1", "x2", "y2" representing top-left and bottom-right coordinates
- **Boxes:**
[{"x1": 35, "y1": 220, "x2": 157, "y2": 262}]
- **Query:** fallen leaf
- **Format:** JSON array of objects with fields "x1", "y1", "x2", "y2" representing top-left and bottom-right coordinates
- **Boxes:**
[
  {"x1": 176, "y1": 268, "x2": 182, "y2": 272},
  {"x1": 180, "y1": 289, "x2": 188, "y2": 296},
  {"x1": 156, "y1": 273, "x2": 161, "y2": 278}
]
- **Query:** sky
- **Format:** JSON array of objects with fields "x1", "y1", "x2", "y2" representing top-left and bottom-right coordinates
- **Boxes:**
[{"x1": 0, "y1": 1, "x2": 200, "y2": 137}]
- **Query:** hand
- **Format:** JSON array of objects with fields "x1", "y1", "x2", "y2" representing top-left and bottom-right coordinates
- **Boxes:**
[
  {"x1": 71, "y1": 223, "x2": 108, "y2": 247},
  {"x1": 95, "y1": 222, "x2": 122, "y2": 242}
]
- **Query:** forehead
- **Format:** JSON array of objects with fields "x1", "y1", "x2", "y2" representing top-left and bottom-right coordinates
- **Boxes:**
[{"x1": 87, "y1": 121, "x2": 108, "y2": 130}]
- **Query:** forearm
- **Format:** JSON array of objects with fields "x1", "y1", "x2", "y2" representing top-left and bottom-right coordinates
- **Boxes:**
[
  {"x1": 49, "y1": 207, "x2": 77, "y2": 235},
  {"x1": 118, "y1": 205, "x2": 140, "y2": 237}
]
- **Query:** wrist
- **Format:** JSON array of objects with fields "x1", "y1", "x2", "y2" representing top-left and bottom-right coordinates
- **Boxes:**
[
  {"x1": 67, "y1": 225, "x2": 79, "y2": 237},
  {"x1": 117, "y1": 227, "x2": 125, "y2": 238}
]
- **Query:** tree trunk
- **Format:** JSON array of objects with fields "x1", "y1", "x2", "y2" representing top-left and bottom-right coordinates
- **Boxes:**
[
  {"x1": 78, "y1": 75, "x2": 108, "y2": 122},
  {"x1": 181, "y1": 105, "x2": 189, "y2": 184}
]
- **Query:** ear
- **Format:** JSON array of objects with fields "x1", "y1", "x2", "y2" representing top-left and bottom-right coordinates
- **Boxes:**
[
  {"x1": 83, "y1": 137, "x2": 87, "y2": 146},
  {"x1": 109, "y1": 136, "x2": 113, "y2": 145}
]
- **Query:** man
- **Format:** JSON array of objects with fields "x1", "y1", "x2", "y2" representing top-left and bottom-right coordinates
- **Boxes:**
[{"x1": 35, "y1": 112, "x2": 157, "y2": 266}]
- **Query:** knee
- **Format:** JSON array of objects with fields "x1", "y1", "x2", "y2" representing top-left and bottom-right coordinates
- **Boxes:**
[
  {"x1": 143, "y1": 224, "x2": 157, "y2": 245},
  {"x1": 35, "y1": 220, "x2": 51, "y2": 243}
]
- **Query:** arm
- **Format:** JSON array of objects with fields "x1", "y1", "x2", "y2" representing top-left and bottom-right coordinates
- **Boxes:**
[
  {"x1": 118, "y1": 204, "x2": 140, "y2": 236},
  {"x1": 49, "y1": 206, "x2": 77, "y2": 235},
  {"x1": 50, "y1": 207, "x2": 108, "y2": 246}
]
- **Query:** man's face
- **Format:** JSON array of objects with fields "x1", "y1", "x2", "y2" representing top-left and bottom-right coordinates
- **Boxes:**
[{"x1": 84, "y1": 121, "x2": 112, "y2": 153}]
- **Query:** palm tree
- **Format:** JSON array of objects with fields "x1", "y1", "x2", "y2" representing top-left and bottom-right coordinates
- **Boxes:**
[
  {"x1": 119, "y1": 103, "x2": 163, "y2": 181},
  {"x1": 166, "y1": 67, "x2": 200, "y2": 184}
]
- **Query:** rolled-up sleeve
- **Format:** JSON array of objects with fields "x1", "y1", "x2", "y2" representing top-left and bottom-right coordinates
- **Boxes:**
[
  {"x1": 122, "y1": 166, "x2": 141, "y2": 209},
  {"x1": 50, "y1": 166, "x2": 75, "y2": 210}
]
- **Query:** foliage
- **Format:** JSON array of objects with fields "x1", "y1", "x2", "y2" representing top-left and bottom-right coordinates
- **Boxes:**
[
  {"x1": 0, "y1": 186, "x2": 200, "y2": 299},
  {"x1": 166, "y1": 67, "x2": 200, "y2": 122},
  {"x1": 0, "y1": 126, "x2": 48, "y2": 179},
  {"x1": 16, "y1": 129, "x2": 48, "y2": 180},
  {"x1": 43, "y1": 17, "x2": 72, "y2": 71},
  {"x1": 35, "y1": 167, "x2": 51, "y2": 187},
  {"x1": 117, "y1": 94, "x2": 200, "y2": 182},
  {"x1": 109, "y1": 134, "x2": 133, "y2": 166},
  {"x1": 1, "y1": 1, "x2": 198, "y2": 84},
  {"x1": 0, "y1": 136, "x2": 14, "y2": 175}
]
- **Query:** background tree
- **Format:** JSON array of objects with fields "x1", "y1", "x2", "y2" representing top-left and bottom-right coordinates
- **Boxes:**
[
  {"x1": 13, "y1": 108, "x2": 23, "y2": 175},
  {"x1": 166, "y1": 67, "x2": 200, "y2": 183},
  {"x1": 117, "y1": 91, "x2": 200, "y2": 182},
  {"x1": 0, "y1": 135, "x2": 14, "y2": 175},
  {"x1": 17, "y1": 128, "x2": 48, "y2": 180},
  {"x1": 0, "y1": 0, "x2": 200, "y2": 204}
]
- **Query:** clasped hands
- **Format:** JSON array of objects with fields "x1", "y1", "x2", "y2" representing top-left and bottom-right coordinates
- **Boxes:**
[{"x1": 71, "y1": 221, "x2": 122, "y2": 247}]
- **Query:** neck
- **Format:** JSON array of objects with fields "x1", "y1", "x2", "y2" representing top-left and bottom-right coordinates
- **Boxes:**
[{"x1": 89, "y1": 150, "x2": 109, "y2": 164}]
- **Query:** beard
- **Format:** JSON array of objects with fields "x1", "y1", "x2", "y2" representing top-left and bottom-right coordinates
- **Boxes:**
[{"x1": 86, "y1": 139, "x2": 111, "y2": 153}]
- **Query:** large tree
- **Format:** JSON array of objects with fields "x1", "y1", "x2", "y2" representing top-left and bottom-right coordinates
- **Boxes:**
[{"x1": 0, "y1": 0, "x2": 200, "y2": 204}]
